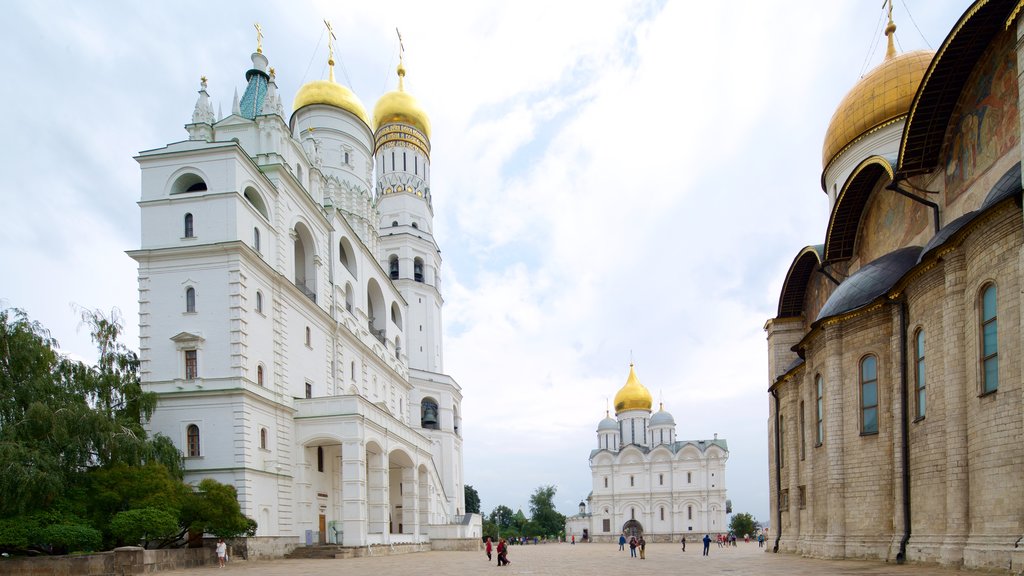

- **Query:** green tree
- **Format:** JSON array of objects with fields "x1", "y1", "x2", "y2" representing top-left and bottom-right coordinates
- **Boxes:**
[
  {"x1": 181, "y1": 479, "x2": 257, "y2": 539},
  {"x1": 528, "y1": 485, "x2": 566, "y2": 537},
  {"x1": 464, "y1": 484, "x2": 481, "y2": 514},
  {"x1": 490, "y1": 505, "x2": 514, "y2": 529},
  {"x1": 110, "y1": 508, "x2": 180, "y2": 547},
  {"x1": 729, "y1": 512, "x2": 757, "y2": 537}
]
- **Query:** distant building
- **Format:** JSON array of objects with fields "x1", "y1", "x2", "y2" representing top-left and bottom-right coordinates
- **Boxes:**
[
  {"x1": 565, "y1": 365, "x2": 728, "y2": 542},
  {"x1": 129, "y1": 31, "x2": 477, "y2": 550},
  {"x1": 766, "y1": 1, "x2": 1024, "y2": 571}
]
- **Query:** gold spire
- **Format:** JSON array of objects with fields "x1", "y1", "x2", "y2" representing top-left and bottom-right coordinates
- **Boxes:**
[
  {"x1": 325, "y1": 19, "x2": 336, "y2": 82},
  {"x1": 884, "y1": 0, "x2": 897, "y2": 60},
  {"x1": 254, "y1": 23, "x2": 263, "y2": 54}
]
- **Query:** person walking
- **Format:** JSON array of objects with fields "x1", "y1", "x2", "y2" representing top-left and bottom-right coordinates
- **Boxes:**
[
  {"x1": 485, "y1": 537, "x2": 493, "y2": 562},
  {"x1": 680, "y1": 535, "x2": 686, "y2": 552},
  {"x1": 497, "y1": 538, "x2": 509, "y2": 566},
  {"x1": 619, "y1": 533, "x2": 626, "y2": 551},
  {"x1": 758, "y1": 533, "x2": 765, "y2": 548},
  {"x1": 702, "y1": 533, "x2": 711, "y2": 556},
  {"x1": 638, "y1": 536, "x2": 646, "y2": 559},
  {"x1": 628, "y1": 535, "x2": 638, "y2": 558}
]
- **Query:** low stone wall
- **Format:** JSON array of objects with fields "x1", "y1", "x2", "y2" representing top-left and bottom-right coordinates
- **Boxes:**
[
  {"x1": 0, "y1": 546, "x2": 212, "y2": 576},
  {"x1": 431, "y1": 538, "x2": 481, "y2": 551},
  {"x1": 223, "y1": 536, "x2": 300, "y2": 561}
]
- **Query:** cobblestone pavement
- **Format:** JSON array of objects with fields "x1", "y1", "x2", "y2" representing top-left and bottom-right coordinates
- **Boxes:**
[{"x1": 162, "y1": 541, "x2": 987, "y2": 576}]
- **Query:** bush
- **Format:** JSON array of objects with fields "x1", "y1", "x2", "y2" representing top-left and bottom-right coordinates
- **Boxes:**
[
  {"x1": 110, "y1": 508, "x2": 180, "y2": 547},
  {"x1": 0, "y1": 517, "x2": 35, "y2": 551},
  {"x1": 38, "y1": 523, "x2": 102, "y2": 554}
]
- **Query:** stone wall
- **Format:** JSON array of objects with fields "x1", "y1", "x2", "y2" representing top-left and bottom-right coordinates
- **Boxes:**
[{"x1": 0, "y1": 546, "x2": 211, "y2": 576}]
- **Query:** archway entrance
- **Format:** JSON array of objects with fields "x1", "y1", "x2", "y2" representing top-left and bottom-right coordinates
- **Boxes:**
[{"x1": 622, "y1": 520, "x2": 644, "y2": 538}]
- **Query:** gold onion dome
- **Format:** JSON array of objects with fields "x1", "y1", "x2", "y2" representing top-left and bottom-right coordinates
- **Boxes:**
[
  {"x1": 373, "y1": 62, "x2": 431, "y2": 138},
  {"x1": 821, "y1": 15, "x2": 934, "y2": 169},
  {"x1": 613, "y1": 364, "x2": 653, "y2": 414},
  {"x1": 292, "y1": 50, "x2": 371, "y2": 128}
]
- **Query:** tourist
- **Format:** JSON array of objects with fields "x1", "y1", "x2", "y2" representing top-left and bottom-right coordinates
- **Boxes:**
[
  {"x1": 638, "y1": 536, "x2": 646, "y2": 559},
  {"x1": 680, "y1": 535, "x2": 686, "y2": 552},
  {"x1": 618, "y1": 533, "x2": 626, "y2": 551},
  {"x1": 571, "y1": 534, "x2": 575, "y2": 545},
  {"x1": 486, "y1": 537, "x2": 493, "y2": 562},
  {"x1": 215, "y1": 539, "x2": 227, "y2": 568},
  {"x1": 497, "y1": 538, "x2": 510, "y2": 566},
  {"x1": 758, "y1": 533, "x2": 765, "y2": 548},
  {"x1": 702, "y1": 533, "x2": 711, "y2": 556},
  {"x1": 629, "y1": 535, "x2": 638, "y2": 558}
]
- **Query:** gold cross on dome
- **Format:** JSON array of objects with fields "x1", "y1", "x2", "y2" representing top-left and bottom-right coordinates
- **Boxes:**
[{"x1": 255, "y1": 23, "x2": 263, "y2": 54}]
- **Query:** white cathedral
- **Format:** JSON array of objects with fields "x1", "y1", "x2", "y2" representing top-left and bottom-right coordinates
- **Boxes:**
[
  {"x1": 127, "y1": 32, "x2": 478, "y2": 551},
  {"x1": 565, "y1": 365, "x2": 729, "y2": 542}
]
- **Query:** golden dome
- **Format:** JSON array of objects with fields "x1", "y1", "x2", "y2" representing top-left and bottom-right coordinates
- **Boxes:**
[
  {"x1": 821, "y1": 18, "x2": 933, "y2": 169},
  {"x1": 373, "y1": 63, "x2": 431, "y2": 138},
  {"x1": 293, "y1": 79, "x2": 371, "y2": 127},
  {"x1": 613, "y1": 364, "x2": 652, "y2": 414}
]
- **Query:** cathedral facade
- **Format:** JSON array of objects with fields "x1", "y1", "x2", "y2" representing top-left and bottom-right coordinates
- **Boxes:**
[
  {"x1": 128, "y1": 35, "x2": 477, "y2": 551},
  {"x1": 565, "y1": 365, "x2": 728, "y2": 543},
  {"x1": 766, "y1": 1, "x2": 1024, "y2": 571}
]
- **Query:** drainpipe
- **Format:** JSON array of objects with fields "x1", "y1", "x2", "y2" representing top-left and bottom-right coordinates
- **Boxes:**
[
  {"x1": 896, "y1": 299, "x2": 911, "y2": 563},
  {"x1": 771, "y1": 387, "x2": 782, "y2": 553},
  {"x1": 887, "y1": 180, "x2": 940, "y2": 234}
]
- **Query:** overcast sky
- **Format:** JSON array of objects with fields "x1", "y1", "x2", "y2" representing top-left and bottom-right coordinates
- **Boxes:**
[{"x1": 1, "y1": 1, "x2": 967, "y2": 524}]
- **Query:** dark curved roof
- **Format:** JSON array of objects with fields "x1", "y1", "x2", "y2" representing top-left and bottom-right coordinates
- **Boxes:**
[
  {"x1": 898, "y1": 0, "x2": 1019, "y2": 176},
  {"x1": 824, "y1": 156, "x2": 895, "y2": 263},
  {"x1": 816, "y1": 246, "x2": 923, "y2": 323},
  {"x1": 981, "y1": 161, "x2": 1022, "y2": 209},
  {"x1": 777, "y1": 245, "x2": 823, "y2": 318},
  {"x1": 919, "y1": 210, "x2": 978, "y2": 262}
]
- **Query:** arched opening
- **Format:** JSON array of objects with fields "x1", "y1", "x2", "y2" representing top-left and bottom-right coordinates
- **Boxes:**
[
  {"x1": 391, "y1": 220, "x2": 398, "y2": 227},
  {"x1": 253, "y1": 227, "x2": 261, "y2": 252},
  {"x1": 257, "y1": 364, "x2": 264, "y2": 386},
  {"x1": 388, "y1": 449, "x2": 416, "y2": 534},
  {"x1": 420, "y1": 397, "x2": 440, "y2": 430},
  {"x1": 389, "y1": 254, "x2": 399, "y2": 280},
  {"x1": 184, "y1": 213, "x2": 194, "y2": 238},
  {"x1": 414, "y1": 257, "x2": 424, "y2": 283},
  {"x1": 339, "y1": 237, "x2": 357, "y2": 277},
  {"x1": 366, "y1": 279, "x2": 386, "y2": 342},
  {"x1": 344, "y1": 282, "x2": 354, "y2": 313},
  {"x1": 622, "y1": 519, "x2": 643, "y2": 538},
  {"x1": 185, "y1": 287, "x2": 196, "y2": 313},
  {"x1": 186, "y1": 424, "x2": 201, "y2": 457},
  {"x1": 256, "y1": 290, "x2": 264, "y2": 313},
  {"x1": 171, "y1": 172, "x2": 208, "y2": 195},
  {"x1": 390, "y1": 301, "x2": 402, "y2": 328},
  {"x1": 243, "y1": 186, "x2": 269, "y2": 220},
  {"x1": 293, "y1": 222, "x2": 316, "y2": 302},
  {"x1": 260, "y1": 427, "x2": 268, "y2": 450}
]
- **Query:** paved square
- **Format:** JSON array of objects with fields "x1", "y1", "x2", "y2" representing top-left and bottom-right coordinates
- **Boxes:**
[{"x1": 165, "y1": 541, "x2": 974, "y2": 575}]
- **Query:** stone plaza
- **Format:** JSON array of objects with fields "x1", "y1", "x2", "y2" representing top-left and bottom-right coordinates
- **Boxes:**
[{"x1": 161, "y1": 542, "x2": 978, "y2": 576}]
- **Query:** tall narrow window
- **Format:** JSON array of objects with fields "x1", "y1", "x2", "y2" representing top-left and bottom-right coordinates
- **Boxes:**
[
  {"x1": 815, "y1": 375, "x2": 824, "y2": 446},
  {"x1": 256, "y1": 290, "x2": 263, "y2": 314},
  {"x1": 185, "y1": 287, "x2": 196, "y2": 313},
  {"x1": 389, "y1": 255, "x2": 399, "y2": 280},
  {"x1": 630, "y1": 476, "x2": 634, "y2": 487},
  {"x1": 861, "y1": 355, "x2": 879, "y2": 434},
  {"x1": 186, "y1": 424, "x2": 200, "y2": 456},
  {"x1": 351, "y1": 361, "x2": 356, "y2": 380},
  {"x1": 660, "y1": 507, "x2": 665, "y2": 521},
  {"x1": 981, "y1": 284, "x2": 998, "y2": 393},
  {"x1": 317, "y1": 446, "x2": 324, "y2": 472},
  {"x1": 403, "y1": 152, "x2": 407, "y2": 171},
  {"x1": 184, "y1": 213, "x2": 194, "y2": 238},
  {"x1": 915, "y1": 329, "x2": 926, "y2": 418},
  {"x1": 260, "y1": 427, "x2": 268, "y2": 449},
  {"x1": 604, "y1": 477, "x2": 608, "y2": 488},
  {"x1": 305, "y1": 326, "x2": 311, "y2": 347},
  {"x1": 659, "y1": 473, "x2": 663, "y2": 485},
  {"x1": 257, "y1": 364, "x2": 264, "y2": 387},
  {"x1": 184, "y1": 349, "x2": 198, "y2": 380},
  {"x1": 688, "y1": 506, "x2": 692, "y2": 520},
  {"x1": 687, "y1": 472, "x2": 691, "y2": 484},
  {"x1": 305, "y1": 382, "x2": 312, "y2": 399},
  {"x1": 799, "y1": 401, "x2": 806, "y2": 460},
  {"x1": 253, "y1": 227, "x2": 261, "y2": 252}
]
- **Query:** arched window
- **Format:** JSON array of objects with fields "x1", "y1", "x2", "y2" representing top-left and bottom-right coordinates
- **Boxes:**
[
  {"x1": 171, "y1": 173, "x2": 207, "y2": 195},
  {"x1": 411, "y1": 222, "x2": 418, "y2": 229},
  {"x1": 860, "y1": 355, "x2": 878, "y2": 434},
  {"x1": 184, "y1": 213, "x2": 194, "y2": 238},
  {"x1": 629, "y1": 476, "x2": 634, "y2": 487},
  {"x1": 260, "y1": 427, "x2": 268, "y2": 450},
  {"x1": 414, "y1": 258, "x2": 424, "y2": 283},
  {"x1": 186, "y1": 424, "x2": 201, "y2": 457},
  {"x1": 421, "y1": 398, "x2": 440, "y2": 430},
  {"x1": 257, "y1": 364, "x2": 264, "y2": 387},
  {"x1": 305, "y1": 326, "x2": 311, "y2": 347},
  {"x1": 389, "y1": 255, "x2": 399, "y2": 280},
  {"x1": 815, "y1": 375, "x2": 824, "y2": 445},
  {"x1": 338, "y1": 237, "x2": 357, "y2": 277},
  {"x1": 391, "y1": 220, "x2": 398, "y2": 227},
  {"x1": 185, "y1": 287, "x2": 196, "y2": 313},
  {"x1": 914, "y1": 329, "x2": 926, "y2": 419},
  {"x1": 317, "y1": 446, "x2": 324, "y2": 472},
  {"x1": 345, "y1": 283, "x2": 354, "y2": 313},
  {"x1": 688, "y1": 506, "x2": 692, "y2": 520},
  {"x1": 253, "y1": 227, "x2": 261, "y2": 252},
  {"x1": 256, "y1": 290, "x2": 263, "y2": 314},
  {"x1": 980, "y1": 284, "x2": 998, "y2": 393}
]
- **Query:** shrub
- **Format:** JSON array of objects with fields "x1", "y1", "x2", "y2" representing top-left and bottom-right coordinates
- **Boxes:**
[
  {"x1": 110, "y1": 508, "x2": 180, "y2": 547},
  {"x1": 38, "y1": 523, "x2": 102, "y2": 554}
]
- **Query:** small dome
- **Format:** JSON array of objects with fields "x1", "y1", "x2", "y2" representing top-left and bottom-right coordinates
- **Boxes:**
[
  {"x1": 821, "y1": 18, "x2": 933, "y2": 170},
  {"x1": 293, "y1": 79, "x2": 371, "y2": 128},
  {"x1": 650, "y1": 403, "x2": 675, "y2": 427},
  {"x1": 373, "y1": 63, "x2": 431, "y2": 138},
  {"x1": 613, "y1": 364, "x2": 652, "y2": 414},
  {"x1": 598, "y1": 413, "x2": 618, "y2": 432}
]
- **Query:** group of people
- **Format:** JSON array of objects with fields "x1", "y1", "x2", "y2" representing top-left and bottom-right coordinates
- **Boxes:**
[
  {"x1": 484, "y1": 537, "x2": 511, "y2": 566},
  {"x1": 616, "y1": 534, "x2": 647, "y2": 559}
]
